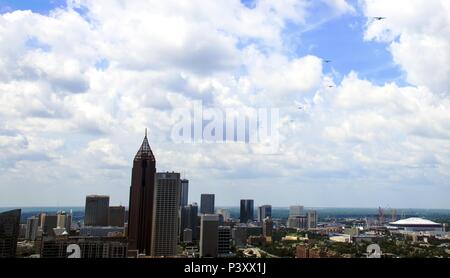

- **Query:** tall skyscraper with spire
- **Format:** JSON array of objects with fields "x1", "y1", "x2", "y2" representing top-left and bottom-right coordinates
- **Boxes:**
[{"x1": 127, "y1": 129, "x2": 156, "y2": 255}]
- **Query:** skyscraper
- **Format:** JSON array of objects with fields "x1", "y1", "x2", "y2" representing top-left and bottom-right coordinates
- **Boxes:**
[
  {"x1": 263, "y1": 218, "x2": 273, "y2": 237},
  {"x1": 85, "y1": 195, "x2": 110, "y2": 226},
  {"x1": 180, "y1": 203, "x2": 199, "y2": 242},
  {"x1": 289, "y1": 205, "x2": 304, "y2": 217},
  {"x1": 26, "y1": 216, "x2": 39, "y2": 241},
  {"x1": 180, "y1": 179, "x2": 189, "y2": 207},
  {"x1": 56, "y1": 211, "x2": 72, "y2": 231},
  {"x1": 0, "y1": 209, "x2": 21, "y2": 258},
  {"x1": 218, "y1": 226, "x2": 232, "y2": 257},
  {"x1": 200, "y1": 194, "x2": 215, "y2": 214},
  {"x1": 151, "y1": 172, "x2": 181, "y2": 257},
  {"x1": 109, "y1": 206, "x2": 125, "y2": 227},
  {"x1": 127, "y1": 130, "x2": 156, "y2": 255},
  {"x1": 38, "y1": 213, "x2": 46, "y2": 229},
  {"x1": 307, "y1": 210, "x2": 318, "y2": 230},
  {"x1": 232, "y1": 226, "x2": 248, "y2": 247},
  {"x1": 287, "y1": 216, "x2": 308, "y2": 229},
  {"x1": 257, "y1": 205, "x2": 272, "y2": 222},
  {"x1": 200, "y1": 214, "x2": 219, "y2": 258},
  {"x1": 189, "y1": 203, "x2": 199, "y2": 241},
  {"x1": 183, "y1": 228, "x2": 193, "y2": 243},
  {"x1": 42, "y1": 214, "x2": 57, "y2": 237},
  {"x1": 240, "y1": 199, "x2": 254, "y2": 223},
  {"x1": 216, "y1": 208, "x2": 231, "y2": 222}
]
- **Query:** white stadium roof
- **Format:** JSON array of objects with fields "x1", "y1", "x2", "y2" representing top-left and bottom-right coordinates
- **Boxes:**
[{"x1": 390, "y1": 217, "x2": 441, "y2": 226}]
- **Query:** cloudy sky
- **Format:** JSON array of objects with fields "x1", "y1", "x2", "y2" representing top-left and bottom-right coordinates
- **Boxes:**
[{"x1": 0, "y1": 0, "x2": 449, "y2": 208}]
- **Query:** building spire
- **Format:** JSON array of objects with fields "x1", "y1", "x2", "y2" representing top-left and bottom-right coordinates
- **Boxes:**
[{"x1": 134, "y1": 128, "x2": 155, "y2": 161}]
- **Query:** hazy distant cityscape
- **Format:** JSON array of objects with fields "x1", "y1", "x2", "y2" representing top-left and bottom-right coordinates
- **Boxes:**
[{"x1": 1, "y1": 133, "x2": 450, "y2": 259}]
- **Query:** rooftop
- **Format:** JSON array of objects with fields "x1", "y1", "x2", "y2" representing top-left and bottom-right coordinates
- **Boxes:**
[
  {"x1": 389, "y1": 218, "x2": 441, "y2": 226},
  {"x1": 134, "y1": 129, "x2": 155, "y2": 161}
]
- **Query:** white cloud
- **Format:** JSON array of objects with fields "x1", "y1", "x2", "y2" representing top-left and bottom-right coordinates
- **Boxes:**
[
  {"x1": 363, "y1": 0, "x2": 450, "y2": 95},
  {"x1": 84, "y1": 138, "x2": 128, "y2": 168},
  {"x1": 0, "y1": 0, "x2": 448, "y2": 208},
  {"x1": 323, "y1": 0, "x2": 355, "y2": 14}
]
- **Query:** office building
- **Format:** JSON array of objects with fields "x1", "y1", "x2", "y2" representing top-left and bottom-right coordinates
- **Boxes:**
[
  {"x1": 183, "y1": 228, "x2": 193, "y2": 243},
  {"x1": 289, "y1": 206, "x2": 304, "y2": 217},
  {"x1": 42, "y1": 214, "x2": 58, "y2": 237},
  {"x1": 128, "y1": 130, "x2": 157, "y2": 256},
  {"x1": 180, "y1": 203, "x2": 199, "y2": 242},
  {"x1": 218, "y1": 226, "x2": 232, "y2": 256},
  {"x1": 26, "y1": 216, "x2": 39, "y2": 241},
  {"x1": 240, "y1": 199, "x2": 254, "y2": 223},
  {"x1": 0, "y1": 209, "x2": 21, "y2": 258},
  {"x1": 85, "y1": 195, "x2": 109, "y2": 227},
  {"x1": 41, "y1": 237, "x2": 128, "y2": 258},
  {"x1": 151, "y1": 172, "x2": 181, "y2": 257},
  {"x1": 109, "y1": 206, "x2": 125, "y2": 227},
  {"x1": 200, "y1": 194, "x2": 215, "y2": 214},
  {"x1": 307, "y1": 210, "x2": 318, "y2": 230},
  {"x1": 200, "y1": 214, "x2": 219, "y2": 258},
  {"x1": 190, "y1": 204, "x2": 199, "y2": 241},
  {"x1": 232, "y1": 226, "x2": 247, "y2": 247},
  {"x1": 38, "y1": 213, "x2": 46, "y2": 229},
  {"x1": 216, "y1": 208, "x2": 231, "y2": 222},
  {"x1": 263, "y1": 218, "x2": 273, "y2": 237},
  {"x1": 57, "y1": 211, "x2": 72, "y2": 232},
  {"x1": 180, "y1": 179, "x2": 189, "y2": 207},
  {"x1": 19, "y1": 224, "x2": 27, "y2": 239},
  {"x1": 257, "y1": 205, "x2": 272, "y2": 222},
  {"x1": 80, "y1": 226, "x2": 125, "y2": 237},
  {"x1": 287, "y1": 216, "x2": 308, "y2": 230}
]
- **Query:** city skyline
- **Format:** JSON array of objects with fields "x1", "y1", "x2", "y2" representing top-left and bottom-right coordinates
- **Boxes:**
[{"x1": 1, "y1": 0, "x2": 450, "y2": 209}]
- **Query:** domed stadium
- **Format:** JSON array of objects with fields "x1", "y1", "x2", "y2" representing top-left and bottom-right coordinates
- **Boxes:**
[{"x1": 388, "y1": 218, "x2": 444, "y2": 232}]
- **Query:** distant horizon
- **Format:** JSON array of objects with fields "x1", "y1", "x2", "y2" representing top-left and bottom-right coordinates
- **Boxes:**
[{"x1": 2, "y1": 205, "x2": 450, "y2": 211}]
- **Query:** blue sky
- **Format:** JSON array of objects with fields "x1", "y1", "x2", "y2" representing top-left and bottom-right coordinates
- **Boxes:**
[
  {"x1": 241, "y1": 0, "x2": 405, "y2": 86},
  {"x1": 0, "y1": 0, "x2": 449, "y2": 208},
  {"x1": 0, "y1": 0, "x2": 404, "y2": 86},
  {"x1": 0, "y1": 0, "x2": 66, "y2": 14}
]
